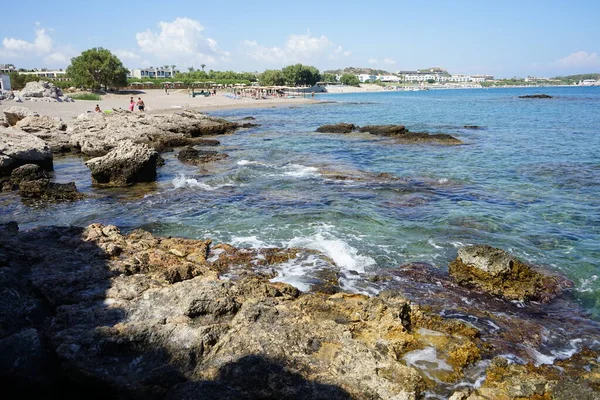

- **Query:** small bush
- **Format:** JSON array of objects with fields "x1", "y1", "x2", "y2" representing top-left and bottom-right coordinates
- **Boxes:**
[{"x1": 70, "y1": 93, "x2": 101, "y2": 101}]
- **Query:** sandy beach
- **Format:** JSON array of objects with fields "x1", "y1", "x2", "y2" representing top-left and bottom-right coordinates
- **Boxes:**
[{"x1": 0, "y1": 89, "x2": 318, "y2": 120}]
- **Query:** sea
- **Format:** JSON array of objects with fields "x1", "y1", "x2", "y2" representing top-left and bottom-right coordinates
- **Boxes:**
[{"x1": 2, "y1": 86, "x2": 599, "y2": 321}]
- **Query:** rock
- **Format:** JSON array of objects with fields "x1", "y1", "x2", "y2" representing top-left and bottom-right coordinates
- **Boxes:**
[
  {"x1": 152, "y1": 137, "x2": 220, "y2": 152},
  {"x1": 395, "y1": 131, "x2": 463, "y2": 145},
  {"x1": 85, "y1": 140, "x2": 160, "y2": 186},
  {"x1": 67, "y1": 110, "x2": 240, "y2": 156},
  {"x1": 177, "y1": 147, "x2": 228, "y2": 165},
  {"x1": 3, "y1": 106, "x2": 39, "y2": 126},
  {"x1": 316, "y1": 123, "x2": 357, "y2": 133},
  {"x1": 359, "y1": 125, "x2": 408, "y2": 136},
  {"x1": 19, "y1": 179, "x2": 84, "y2": 201},
  {"x1": 518, "y1": 94, "x2": 553, "y2": 99},
  {"x1": 18, "y1": 81, "x2": 63, "y2": 99},
  {"x1": 0, "y1": 113, "x2": 8, "y2": 128},
  {"x1": 0, "y1": 127, "x2": 53, "y2": 176},
  {"x1": 16, "y1": 116, "x2": 70, "y2": 153},
  {"x1": 240, "y1": 116, "x2": 256, "y2": 120},
  {"x1": 449, "y1": 245, "x2": 573, "y2": 303},
  {"x1": 10, "y1": 164, "x2": 49, "y2": 187},
  {"x1": 463, "y1": 125, "x2": 482, "y2": 129}
]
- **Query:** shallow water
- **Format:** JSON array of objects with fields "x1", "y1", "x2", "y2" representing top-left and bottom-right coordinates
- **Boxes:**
[{"x1": 3, "y1": 86, "x2": 600, "y2": 320}]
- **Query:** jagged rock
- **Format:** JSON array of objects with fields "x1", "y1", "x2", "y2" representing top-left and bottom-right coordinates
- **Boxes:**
[
  {"x1": 67, "y1": 110, "x2": 240, "y2": 157},
  {"x1": 18, "y1": 81, "x2": 63, "y2": 99},
  {"x1": 152, "y1": 137, "x2": 220, "y2": 152},
  {"x1": 85, "y1": 140, "x2": 160, "y2": 186},
  {"x1": 0, "y1": 127, "x2": 53, "y2": 176},
  {"x1": 16, "y1": 116, "x2": 70, "y2": 153},
  {"x1": 10, "y1": 164, "x2": 49, "y2": 186},
  {"x1": 177, "y1": 146, "x2": 228, "y2": 165},
  {"x1": 518, "y1": 94, "x2": 553, "y2": 99},
  {"x1": 3, "y1": 106, "x2": 39, "y2": 126},
  {"x1": 19, "y1": 179, "x2": 83, "y2": 201},
  {"x1": 0, "y1": 113, "x2": 8, "y2": 128},
  {"x1": 449, "y1": 245, "x2": 573, "y2": 303},
  {"x1": 359, "y1": 125, "x2": 409, "y2": 136},
  {"x1": 316, "y1": 123, "x2": 358, "y2": 133}
]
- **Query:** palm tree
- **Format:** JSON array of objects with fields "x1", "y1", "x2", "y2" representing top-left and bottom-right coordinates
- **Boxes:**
[
  {"x1": 201, "y1": 64, "x2": 206, "y2": 71},
  {"x1": 188, "y1": 66, "x2": 195, "y2": 72}
]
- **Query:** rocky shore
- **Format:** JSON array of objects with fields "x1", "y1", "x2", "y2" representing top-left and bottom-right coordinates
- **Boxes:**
[
  {"x1": 1, "y1": 222, "x2": 598, "y2": 399},
  {"x1": 316, "y1": 123, "x2": 463, "y2": 145}
]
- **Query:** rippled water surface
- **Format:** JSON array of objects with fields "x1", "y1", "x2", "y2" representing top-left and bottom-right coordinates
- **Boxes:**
[{"x1": 3, "y1": 86, "x2": 600, "y2": 317}]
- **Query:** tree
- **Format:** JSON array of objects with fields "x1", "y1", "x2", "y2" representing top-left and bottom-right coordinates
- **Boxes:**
[
  {"x1": 201, "y1": 64, "x2": 206, "y2": 71},
  {"x1": 188, "y1": 66, "x2": 195, "y2": 72},
  {"x1": 427, "y1": 79, "x2": 436, "y2": 84},
  {"x1": 340, "y1": 74, "x2": 360, "y2": 86},
  {"x1": 66, "y1": 47, "x2": 128, "y2": 90},
  {"x1": 259, "y1": 69, "x2": 285, "y2": 86},
  {"x1": 322, "y1": 73, "x2": 337, "y2": 83},
  {"x1": 281, "y1": 64, "x2": 321, "y2": 86}
]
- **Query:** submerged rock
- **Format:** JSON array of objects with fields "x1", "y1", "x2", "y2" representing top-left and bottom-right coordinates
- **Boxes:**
[
  {"x1": 316, "y1": 123, "x2": 358, "y2": 133},
  {"x1": 10, "y1": 164, "x2": 49, "y2": 187},
  {"x1": 177, "y1": 146, "x2": 228, "y2": 165},
  {"x1": 152, "y1": 137, "x2": 220, "y2": 152},
  {"x1": 449, "y1": 245, "x2": 573, "y2": 303},
  {"x1": 85, "y1": 140, "x2": 160, "y2": 186},
  {"x1": 359, "y1": 125, "x2": 408, "y2": 136},
  {"x1": 518, "y1": 94, "x2": 553, "y2": 99}
]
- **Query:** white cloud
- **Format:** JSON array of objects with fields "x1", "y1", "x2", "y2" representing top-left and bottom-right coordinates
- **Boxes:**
[
  {"x1": 114, "y1": 50, "x2": 150, "y2": 67},
  {"x1": 368, "y1": 58, "x2": 378, "y2": 64},
  {"x1": 243, "y1": 31, "x2": 350, "y2": 64},
  {"x1": 551, "y1": 51, "x2": 600, "y2": 70},
  {"x1": 1, "y1": 26, "x2": 72, "y2": 67},
  {"x1": 135, "y1": 17, "x2": 229, "y2": 66},
  {"x1": 383, "y1": 58, "x2": 397, "y2": 65}
]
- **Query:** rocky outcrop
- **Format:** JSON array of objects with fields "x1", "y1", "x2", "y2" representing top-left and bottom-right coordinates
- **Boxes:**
[
  {"x1": 85, "y1": 140, "x2": 160, "y2": 186},
  {"x1": 9, "y1": 163, "x2": 49, "y2": 186},
  {"x1": 518, "y1": 94, "x2": 553, "y2": 99},
  {"x1": 449, "y1": 245, "x2": 573, "y2": 303},
  {"x1": 19, "y1": 179, "x2": 83, "y2": 202},
  {"x1": 67, "y1": 110, "x2": 240, "y2": 157},
  {"x1": 16, "y1": 116, "x2": 71, "y2": 153},
  {"x1": 316, "y1": 123, "x2": 462, "y2": 144},
  {"x1": 316, "y1": 123, "x2": 358, "y2": 133},
  {"x1": 0, "y1": 127, "x2": 53, "y2": 176},
  {"x1": 0, "y1": 224, "x2": 598, "y2": 399},
  {"x1": 153, "y1": 137, "x2": 221, "y2": 152},
  {"x1": 3, "y1": 106, "x2": 39, "y2": 126},
  {"x1": 177, "y1": 146, "x2": 228, "y2": 165},
  {"x1": 18, "y1": 81, "x2": 64, "y2": 99}
]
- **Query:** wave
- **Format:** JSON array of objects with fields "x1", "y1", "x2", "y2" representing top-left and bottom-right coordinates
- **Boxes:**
[
  {"x1": 237, "y1": 159, "x2": 321, "y2": 179},
  {"x1": 172, "y1": 174, "x2": 234, "y2": 190}
]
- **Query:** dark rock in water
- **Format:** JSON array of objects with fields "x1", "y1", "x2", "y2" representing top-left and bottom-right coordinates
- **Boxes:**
[
  {"x1": 518, "y1": 94, "x2": 553, "y2": 99},
  {"x1": 315, "y1": 123, "x2": 357, "y2": 133},
  {"x1": 463, "y1": 125, "x2": 482, "y2": 129},
  {"x1": 240, "y1": 116, "x2": 256, "y2": 120},
  {"x1": 152, "y1": 136, "x2": 220, "y2": 152},
  {"x1": 177, "y1": 146, "x2": 228, "y2": 165},
  {"x1": 449, "y1": 245, "x2": 573, "y2": 303},
  {"x1": 85, "y1": 140, "x2": 160, "y2": 186},
  {"x1": 359, "y1": 125, "x2": 408, "y2": 136},
  {"x1": 10, "y1": 164, "x2": 49, "y2": 187},
  {"x1": 397, "y1": 131, "x2": 463, "y2": 145},
  {"x1": 240, "y1": 122, "x2": 261, "y2": 128},
  {"x1": 19, "y1": 179, "x2": 84, "y2": 201}
]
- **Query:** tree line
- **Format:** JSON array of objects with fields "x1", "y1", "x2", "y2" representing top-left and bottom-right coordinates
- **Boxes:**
[{"x1": 8, "y1": 48, "x2": 365, "y2": 90}]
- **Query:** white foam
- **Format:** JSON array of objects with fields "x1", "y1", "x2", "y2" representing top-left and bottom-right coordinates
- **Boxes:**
[
  {"x1": 237, "y1": 159, "x2": 267, "y2": 166},
  {"x1": 428, "y1": 239, "x2": 443, "y2": 249},
  {"x1": 579, "y1": 275, "x2": 598, "y2": 292},
  {"x1": 282, "y1": 164, "x2": 320, "y2": 178},
  {"x1": 438, "y1": 178, "x2": 449, "y2": 184},
  {"x1": 172, "y1": 174, "x2": 224, "y2": 190},
  {"x1": 230, "y1": 235, "x2": 270, "y2": 249},
  {"x1": 403, "y1": 347, "x2": 453, "y2": 380},
  {"x1": 287, "y1": 233, "x2": 375, "y2": 273},
  {"x1": 269, "y1": 257, "x2": 312, "y2": 292}
]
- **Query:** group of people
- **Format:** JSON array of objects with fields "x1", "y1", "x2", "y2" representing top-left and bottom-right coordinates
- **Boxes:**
[{"x1": 128, "y1": 97, "x2": 145, "y2": 112}]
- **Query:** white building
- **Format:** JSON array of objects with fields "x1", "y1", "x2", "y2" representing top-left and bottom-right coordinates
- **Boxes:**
[
  {"x1": 356, "y1": 74, "x2": 377, "y2": 83},
  {"x1": 19, "y1": 69, "x2": 68, "y2": 80},
  {"x1": 129, "y1": 66, "x2": 179, "y2": 79},
  {"x1": 0, "y1": 74, "x2": 11, "y2": 91},
  {"x1": 0, "y1": 64, "x2": 16, "y2": 74},
  {"x1": 378, "y1": 75, "x2": 401, "y2": 82}
]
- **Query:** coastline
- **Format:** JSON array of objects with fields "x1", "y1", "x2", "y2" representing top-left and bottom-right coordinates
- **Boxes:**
[{"x1": 0, "y1": 88, "x2": 319, "y2": 120}]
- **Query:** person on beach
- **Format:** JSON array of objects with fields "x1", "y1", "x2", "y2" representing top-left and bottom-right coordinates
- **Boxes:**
[
  {"x1": 164, "y1": 84, "x2": 169, "y2": 95},
  {"x1": 94, "y1": 104, "x2": 101, "y2": 113},
  {"x1": 137, "y1": 97, "x2": 145, "y2": 112},
  {"x1": 128, "y1": 99, "x2": 135, "y2": 112}
]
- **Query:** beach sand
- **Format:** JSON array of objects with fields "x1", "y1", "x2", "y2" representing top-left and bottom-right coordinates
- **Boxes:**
[{"x1": 0, "y1": 89, "x2": 318, "y2": 120}]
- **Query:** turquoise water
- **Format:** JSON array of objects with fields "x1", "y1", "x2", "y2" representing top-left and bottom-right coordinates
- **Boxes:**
[{"x1": 3, "y1": 86, "x2": 599, "y2": 316}]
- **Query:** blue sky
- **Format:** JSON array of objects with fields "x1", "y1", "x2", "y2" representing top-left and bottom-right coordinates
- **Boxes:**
[{"x1": 1, "y1": 0, "x2": 599, "y2": 77}]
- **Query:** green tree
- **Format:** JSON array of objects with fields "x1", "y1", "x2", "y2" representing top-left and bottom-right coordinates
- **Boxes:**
[
  {"x1": 259, "y1": 69, "x2": 285, "y2": 86},
  {"x1": 340, "y1": 73, "x2": 360, "y2": 86},
  {"x1": 427, "y1": 79, "x2": 436, "y2": 84},
  {"x1": 322, "y1": 73, "x2": 337, "y2": 83},
  {"x1": 281, "y1": 64, "x2": 321, "y2": 86},
  {"x1": 66, "y1": 47, "x2": 128, "y2": 90},
  {"x1": 201, "y1": 64, "x2": 206, "y2": 71}
]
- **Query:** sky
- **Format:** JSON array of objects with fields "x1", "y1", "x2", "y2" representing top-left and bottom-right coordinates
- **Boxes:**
[{"x1": 1, "y1": 0, "x2": 599, "y2": 78}]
